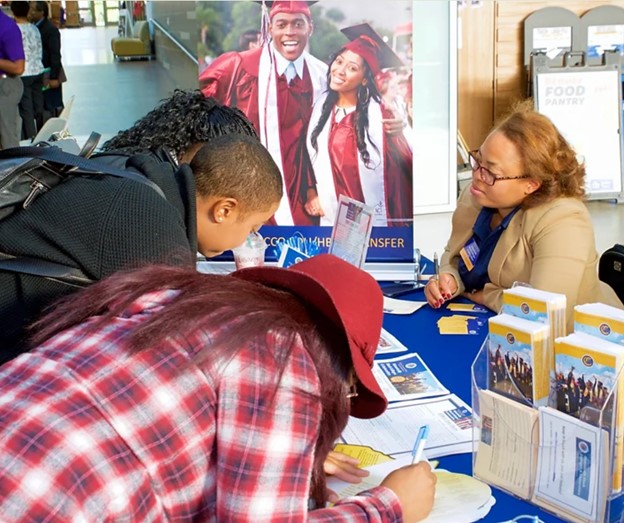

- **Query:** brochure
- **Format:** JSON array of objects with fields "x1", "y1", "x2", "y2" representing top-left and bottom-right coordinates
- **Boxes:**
[
  {"x1": 533, "y1": 406, "x2": 609, "y2": 523},
  {"x1": 328, "y1": 195, "x2": 374, "y2": 268},
  {"x1": 373, "y1": 352, "x2": 449, "y2": 402},
  {"x1": 473, "y1": 389, "x2": 539, "y2": 499},
  {"x1": 376, "y1": 328, "x2": 409, "y2": 356}
]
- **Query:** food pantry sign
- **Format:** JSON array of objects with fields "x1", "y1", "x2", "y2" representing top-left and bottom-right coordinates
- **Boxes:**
[{"x1": 535, "y1": 66, "x2": 624, "y2": 200}]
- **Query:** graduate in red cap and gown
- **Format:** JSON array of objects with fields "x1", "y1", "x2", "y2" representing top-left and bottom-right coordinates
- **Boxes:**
[
  {"x1": 305, "y1": 24, "x2": 413, "y2": 227},
  {"x1": 199, "y1": 0, "x2": 327, "y2": 226}
]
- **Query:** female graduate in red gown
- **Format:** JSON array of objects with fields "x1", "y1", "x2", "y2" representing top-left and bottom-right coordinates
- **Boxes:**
[{"x1": 304, "y1": 24, "x2": 413, "y2": 227}]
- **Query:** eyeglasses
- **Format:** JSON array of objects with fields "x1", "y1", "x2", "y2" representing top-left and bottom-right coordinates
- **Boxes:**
[{"x1": 468, "y1": 151, "x2": 530, "y2": 186}]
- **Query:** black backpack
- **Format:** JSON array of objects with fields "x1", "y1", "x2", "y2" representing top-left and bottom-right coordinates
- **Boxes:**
[
  {"x1": 598, "y1": 244, "x2": 624, "y2": 304},
  {"x1": 0, "y1": 143, "x2": 165, "y2": 286}
]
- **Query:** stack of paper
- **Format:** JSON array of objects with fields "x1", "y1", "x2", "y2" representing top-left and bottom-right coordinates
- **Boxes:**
[
  {"x1": 554, "y1": 332, "x2": 624, "y2": 493},
  {"x1": 327, "y1": 457, "x2": 495, "y2": 523},
  {"x1": 487, "y1": 313, "x2": 551, "y2": 407},
  {"x1": 574, "y1": 302, "x2": 624, "y2": 346},
  {"x1": 502, "y1": 286, "x2": 565, "y2": 363},
  {"x1": 473, "y1": 388, "x2": 539, "y2": 499},
  {"x1": 437, "y1": 314, "x2": 486, "y2": 335},
  {"x1": 533, "y1": 406, "x2": 610, "y2": 523},
  {"x1": 502, "y1": 286, "x2": 566, "y2": 341},
  {"x1": 339, "y1": 394, "x2": 474, "y2": 460}
]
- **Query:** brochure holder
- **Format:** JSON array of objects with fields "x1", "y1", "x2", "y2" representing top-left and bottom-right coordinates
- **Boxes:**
[{"x1": 471, "y1": 338, "x2": 624, "y2": 523}]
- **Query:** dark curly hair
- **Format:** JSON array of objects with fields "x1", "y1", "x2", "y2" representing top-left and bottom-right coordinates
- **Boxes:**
[
  {"x1": 310, "y1": 48, "x2": 381, "y2": 168},
  {"x1": 101, "y1": 89, "x2": 258, "y2": 159},
  {"x1": 494, "y1": 99, "x2": 586, "y2": 208}
]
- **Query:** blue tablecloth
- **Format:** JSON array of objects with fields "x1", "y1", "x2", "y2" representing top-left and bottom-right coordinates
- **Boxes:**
[{"x1": 380, "y1": 283, "x2": 565, "y2": 523}]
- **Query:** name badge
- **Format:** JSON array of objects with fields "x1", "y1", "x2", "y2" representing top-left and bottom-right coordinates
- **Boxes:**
[{"x1": 460, "y1": 238, "x2": 480, "y2": 271}]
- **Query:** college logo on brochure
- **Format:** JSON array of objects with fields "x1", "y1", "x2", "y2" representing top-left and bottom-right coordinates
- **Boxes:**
[
  {"x1": 599, "y1": 322, "x2": 612, "y2": 336},
  {"x1": 577, "y1": 439, "x2": 590, "y2": 454},
  {"x1": 581, "y1": 354, "x2": 594, "y2": 367},
  {"x1": 520, "y1": 302, "x2": 530, "y2": 315},
  {"x1": 506, "y1": 332, "x2": 515, "y2": 345}
]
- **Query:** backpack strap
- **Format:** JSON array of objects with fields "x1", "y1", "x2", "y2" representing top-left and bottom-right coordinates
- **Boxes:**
[
  {"x1": 78, "y1": 132, "x2": 102, "y2": 158},
  {"x1": 0, "y1": 252, "x2": 92, "y2": 287},
  {"x1": 0, "y1": 145, "x2": 166, "y2": 199}
]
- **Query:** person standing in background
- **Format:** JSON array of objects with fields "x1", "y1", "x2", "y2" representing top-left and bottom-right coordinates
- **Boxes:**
[
  {"x1": 0, "y1": 7, "x2": 25, "y2": 149},
  {"x1": 238, "y1": 28, "x2": 261, "y2": 51},
  {"x1": 29, "y1": 0, "x2": 64, "y2": 126},
  {"x1": 11, "y1": 1, "x2": 44, "y2": 141}
]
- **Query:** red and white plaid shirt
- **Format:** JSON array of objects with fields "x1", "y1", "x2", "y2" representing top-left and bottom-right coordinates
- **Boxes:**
[{"x1": 0, "y1": 290, "x2": 401, "y2": 522}]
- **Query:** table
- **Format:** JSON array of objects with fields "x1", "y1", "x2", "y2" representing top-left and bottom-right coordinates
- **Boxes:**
[{"x1": 379, "y1": 283, "x2": 566, "y2": 523}]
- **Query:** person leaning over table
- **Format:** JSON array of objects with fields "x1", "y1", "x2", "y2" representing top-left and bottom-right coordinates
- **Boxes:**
[
  {"x1": 424, "y1": 100, "x2": 623, "y2": 331},
  {"x1": 0, "y1": 133, "x2": 282, "y2": 364},
  {"x1": 0, "y1": 254, "x2": 437, "y2": 522}
]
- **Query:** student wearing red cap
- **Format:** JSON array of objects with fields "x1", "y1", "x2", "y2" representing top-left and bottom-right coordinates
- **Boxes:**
[
  {"x1": 305, "y1": 23, "x2": 413, "y2": 228},
  {"x1": 200, "y1": 0, "x2": 327, "y2": 226},
  {"x1": 0, "y1": 254, "x2": 436, "y2": 521}
]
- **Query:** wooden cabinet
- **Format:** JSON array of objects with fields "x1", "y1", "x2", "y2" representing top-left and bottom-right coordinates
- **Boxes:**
[{"x1": 458, "y1": 0, "x2": 624, "y2": 149}]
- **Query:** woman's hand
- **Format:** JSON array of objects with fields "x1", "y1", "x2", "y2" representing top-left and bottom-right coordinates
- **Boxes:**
[
  {"x1": 381, "y1": 462, "x2": 437, "y2": 522},
  {"x1": 382, "y1": 116, "x2": 405, "y2": 136},
  {"x1": 323, "y1": 450, "x2": 369, "y2": 483},
  {"x1": 424, "y1": 273, "x2": 458, "y2": 308},
  {"x1": 305, "y1": 189, "x2": 325, "y2": 217}
]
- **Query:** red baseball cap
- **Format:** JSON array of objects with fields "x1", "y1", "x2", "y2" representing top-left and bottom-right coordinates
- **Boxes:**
[{"x1": 232, "y1": 254, "x2": 387, "y2": 419}]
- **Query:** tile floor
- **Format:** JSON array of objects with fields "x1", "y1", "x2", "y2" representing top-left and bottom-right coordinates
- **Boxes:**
[{"x1": 59, "y1": 26, "x2": 624, "y2": 259}]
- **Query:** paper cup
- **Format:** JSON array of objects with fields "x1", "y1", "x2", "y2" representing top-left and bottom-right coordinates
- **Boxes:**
[{"x1": 232, "y1": 234, "x2": 266, "y2": 269}]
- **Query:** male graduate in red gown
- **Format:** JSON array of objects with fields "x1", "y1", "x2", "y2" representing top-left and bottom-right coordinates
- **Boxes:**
[{"x1": 200, "y1": 0, "x2": 326, "y2": 226}]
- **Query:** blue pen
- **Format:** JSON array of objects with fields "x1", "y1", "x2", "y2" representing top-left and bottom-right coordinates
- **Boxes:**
[{"x1": 411, "y1": 424, "x2": 430, "y2": 464}]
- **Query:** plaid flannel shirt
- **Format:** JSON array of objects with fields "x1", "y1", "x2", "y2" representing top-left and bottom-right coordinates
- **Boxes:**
[{"x1": 0, "y1": 290, "x2": 401, "y2": 522}]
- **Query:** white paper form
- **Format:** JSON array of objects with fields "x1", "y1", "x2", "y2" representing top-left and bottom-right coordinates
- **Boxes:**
[
  {"x1": 373, "y1": 352, "x2": 449, "y2": 402},
  {"x1": 340, "y1": 394, "x2": 473, "y2": 459},
  {"x1": 327, "y1": 456, "x2": 494, "y2": 523},
  {"x1": 383, "y1": 296, "x2": 427, "y2": 315},
  {"x1": 533, "y1": 407, "x2": 609, "y2": 523}
]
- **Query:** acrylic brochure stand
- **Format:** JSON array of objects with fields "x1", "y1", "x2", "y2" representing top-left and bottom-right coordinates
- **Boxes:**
[{"x1": 471, "y1": 338, "x2": 624, "y2": 523}]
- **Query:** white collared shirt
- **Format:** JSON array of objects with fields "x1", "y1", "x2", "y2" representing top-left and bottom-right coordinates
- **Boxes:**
[{"x1": 271, "y1": 44, "x2": 305, "y2": 80}]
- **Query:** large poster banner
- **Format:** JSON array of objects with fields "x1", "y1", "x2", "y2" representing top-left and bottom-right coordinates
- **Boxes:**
[{"x1": 196, "y1": 0, "x2": 415, "y2": 263}]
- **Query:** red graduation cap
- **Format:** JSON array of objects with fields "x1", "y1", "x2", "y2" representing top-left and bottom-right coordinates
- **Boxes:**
[
  {"x1": 255, "y1": 1, "x2": 317, "y2": 19},
  {"x1": 341, "y1": 23, "x2": 404, "y2": 76}
]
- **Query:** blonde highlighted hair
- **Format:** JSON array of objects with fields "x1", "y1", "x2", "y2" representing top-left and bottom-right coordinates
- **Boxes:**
[{"x1": 493, "y1": 99, "x2": 585, "y2": 207}]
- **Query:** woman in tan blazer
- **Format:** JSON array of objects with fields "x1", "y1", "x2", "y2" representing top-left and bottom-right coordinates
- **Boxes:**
[{"x1": 425, "y1": 102, "x2": 623, "y2": 331}]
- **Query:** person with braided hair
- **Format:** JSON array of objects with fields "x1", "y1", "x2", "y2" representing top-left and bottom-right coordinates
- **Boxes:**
[
  {"x1": 305, "y1": 24, "x2": 413, "y2": 227},
  {"x1": 424, "y1": 100, "x2": 623, "y2": 330},
  {"x1": 99, "y1": 88, "x2": 258, "y2": 166}
]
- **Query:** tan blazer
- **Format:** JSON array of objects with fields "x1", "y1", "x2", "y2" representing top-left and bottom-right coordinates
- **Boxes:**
[{"x1": 441, "y1": 188, "x2": 623, "y2": 332}]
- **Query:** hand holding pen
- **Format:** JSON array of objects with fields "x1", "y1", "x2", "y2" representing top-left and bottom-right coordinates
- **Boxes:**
[
  {"x1": 380, "y1": 423, "x2": 437, "y2": 522},
  {"x1": 424, "y1": 251, "x2": 458, "y2": 309}
]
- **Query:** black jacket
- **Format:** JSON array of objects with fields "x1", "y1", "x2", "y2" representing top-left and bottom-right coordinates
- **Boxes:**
[{"x1": 0, "y1": 152, "x2": 197, "y2": 363}]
